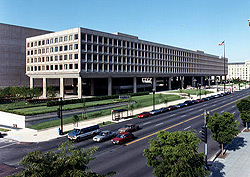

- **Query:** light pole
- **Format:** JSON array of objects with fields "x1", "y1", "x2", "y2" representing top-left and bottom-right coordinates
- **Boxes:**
[
  {"x1": 202, "y1": 110, "x2": 210, "y2": 170},
  {"x1": 152, "y1": 89, "x2": 155, "y2": 110}
]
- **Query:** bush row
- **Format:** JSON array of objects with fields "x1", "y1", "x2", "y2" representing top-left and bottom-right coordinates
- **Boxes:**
[
  {"x1": 47, "y1": 91, "x2": 149, "y2": 107},
  {"x1": 26, "y1": 98, "x2": 58, "y2": 104}
]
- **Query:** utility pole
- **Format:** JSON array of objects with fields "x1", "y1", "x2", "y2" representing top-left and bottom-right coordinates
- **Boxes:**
[
  {"x1": 201, "y1": 110, "x2": 209, "y2": 170},
  {"x1": 224, "y1": 41, "x2": 226, "y2": 93},
  {"x1": 57, "y1": 97, "x2": 63, "y2": 134}
]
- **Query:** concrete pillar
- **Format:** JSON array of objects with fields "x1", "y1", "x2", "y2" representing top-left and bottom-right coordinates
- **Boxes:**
[
  {"x1": 208, "y1": 76, "x2": 211, "y2": 87},
  {"x1": 30, "y1": 77, "x2": 34, "y2": 89},
  {"x1": 168, "y1": 77, "x2": 172, "y2": 90},
  {"x1": 60, "y1": 78, "x2": 64, "y2": 98},
  {"x1": 152, "y1": 77, "x2": 156, "y2": 91},
  {"x1": 42, "y1": 78, "x2": 47, "y2": 98},
  {"x1": 78, "y1": 77, "x2": 82, "y2": 98},
  {"x1": 133, "y1": 77, "x2": 137, "y2": 93},
  {"x1": 90, "y1": 78, "x2": 94, "y2": 96},
  {"x1": 181, "y1": 76, "x2": 184, "y2": 89},
  {"x1": 108, "y1": 77, "x2": 112, "y2": 96},
  {"x1": 220, "y1": 76, "x2": 223, "y2": 84},
  {"x1": 201, "y1": 76, "x2": 204, "y2": 86},
  {"x1": 163, "y1": 77, "x2": 167, "y2": 88},
  {"x1": 192, "y1": 77, "x2": 195, "y2": 87},
  {"x1": 214, "y1": 76, "x2": 217, "y2": 84}
]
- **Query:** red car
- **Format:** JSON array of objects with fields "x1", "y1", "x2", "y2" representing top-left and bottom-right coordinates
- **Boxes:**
[
  {"x1": 197, "y1": 99, "x2": 203, "y2": 103},
  {"x1": 111, "y1": 132, "x2": 135, "y2": 144},
  {"x1": 138, "y1": 112, "x2": 150, "y2": 118}
]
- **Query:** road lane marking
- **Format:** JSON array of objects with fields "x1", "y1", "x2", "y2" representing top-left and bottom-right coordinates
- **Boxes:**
[
  {"x1": 181, "y1": 115, "x2": 186, "y2": 118},
  {"x1": 169, "y1": 114, "x2": 176, "y2": 117},
  {"x1": 199, "y1": 109, "x2": 203, "y2": 111},
  {"x1": 184, "y1": 126, "x2": 191, "y2": 130},
  {"x1": 222, "y1": 101, "x2": 226, "y2": 103},
  {"x1": 0, "y1": 142, "x2": 16, "y2": 149},
  {"x1": 189, "y1": 108, "x2": 194, "y2": 110},
  {"x1": 126, "y1": 95, "x2": 248, "y2": 146},
  {"x1": 143, "y1": 122, "x2": 151, "y2": 125},
  {"x1": 155, "y1": 123, "x2": 163, "y2": 127},
  {"x1": 221, "y1": 110, "x2": 224, "y2": 113},
  {"x1": 212, "y1": 104, "x2": 216, "y2": 106}
]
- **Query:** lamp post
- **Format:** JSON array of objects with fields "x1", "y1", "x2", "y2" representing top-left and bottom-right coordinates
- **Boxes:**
[
  {"x1": 199, "y1": 84, "x2": 202, "y2": 99},
  {"x1": 152, "y1": 89, "x2": 155, "y2": 110},
  {"x1": 203, "y1": 110, "x2": 210, "y2": 170}
]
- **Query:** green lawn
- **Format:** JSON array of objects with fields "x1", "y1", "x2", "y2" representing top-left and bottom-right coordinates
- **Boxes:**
[
  {"x1": 169, "y1": 89, "x2": 213, "y2": 95},
  {"x1": 0, "y1": 101, "x2": 46, "y2": 111},
  {"x1": 29, "y1": 94, "x2": 182, "y2": 130},
  {"x1": 0, "y1": 128, "x2": 10, "y2": 132}
]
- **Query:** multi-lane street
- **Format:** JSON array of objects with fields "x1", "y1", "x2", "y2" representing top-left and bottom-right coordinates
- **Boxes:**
[{"x1": 0, "y1": 89, "x2": 248, "y2": 176}]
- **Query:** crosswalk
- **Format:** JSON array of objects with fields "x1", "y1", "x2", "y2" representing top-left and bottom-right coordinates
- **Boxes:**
[{"x1": 0, "y1": 139, "x2": 18, "y2": 149}]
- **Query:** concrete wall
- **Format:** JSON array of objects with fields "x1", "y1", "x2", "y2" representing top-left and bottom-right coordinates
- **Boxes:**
[
  {"x1": 0, "y1": 23, "x2": 52, "y2": 88},
  {"x1": 0, "y1": 111, "x2": 26, "y2": 128}
]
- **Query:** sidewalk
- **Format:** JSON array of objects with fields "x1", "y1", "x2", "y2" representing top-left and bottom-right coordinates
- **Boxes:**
[{"x1": 0, "y1": 86, "x2": 242, "y2": 143}]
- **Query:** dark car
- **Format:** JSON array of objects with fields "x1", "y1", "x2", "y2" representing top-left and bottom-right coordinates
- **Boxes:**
[
  {"x1": 183, "y1": 100, "x2": 192, "y2": 106},
  {"x1": 191, "y1": 100, "x2": 198, "y2": 104},
  {"x1": 0, "y1": 132, "x2": 2, "y2": 138},
  {"x1": 118, "y1": 124, "x2": 140, "y2": 133},
  {"x1": 210, "y1": 95, "x2": 216, "y2": 99},
  {"x1": 159, "y1": 107, "x2": 169, "y2": 113},
  {"x1": 168, "y1": 105, "x2": 177, "y2": 111},
  {"x1": 138, "y1": 112, "x2": 150, "y2": 118},
  {"x1": 111, "y1": 132, "x2": 135, "y2": 144},
  {"x1": 149, "y1": 109, "x2": 161, "y2": 115},
  {"x1": 201, "y1": 98, "x2": 208, "y2": 101},
  {"x1": 176, "y1": 103, "x2": 186, "y2": 108}
]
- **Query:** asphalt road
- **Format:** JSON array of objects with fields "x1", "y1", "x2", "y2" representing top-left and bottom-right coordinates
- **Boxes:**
[{"x1": 0, "y1": 89, "x2": 248, "y2": 177}]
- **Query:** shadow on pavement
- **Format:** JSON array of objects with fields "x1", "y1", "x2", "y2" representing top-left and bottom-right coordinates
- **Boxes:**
[
  {"x1": 209, "y1": 161, "x2": 225, "y2": 177},
  {"x1": 226, "y1": 136, "x2": 247, "y2": 151}
]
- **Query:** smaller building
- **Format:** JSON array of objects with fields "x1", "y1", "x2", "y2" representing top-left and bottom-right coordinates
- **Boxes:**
[{"x1": 228, "y1": 61, "x2": 250, "y2": 81}]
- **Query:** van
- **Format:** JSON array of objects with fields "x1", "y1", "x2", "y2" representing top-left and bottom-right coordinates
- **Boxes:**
[{"x1": 67, "y1": 124, "x2": 100, "y2": 142}]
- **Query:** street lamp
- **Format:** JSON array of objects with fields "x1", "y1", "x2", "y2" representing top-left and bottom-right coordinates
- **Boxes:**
[
  {"x1": 152, "y1": 89, "x2": 155, "y2": 110},
  {"x1": 199, "y1": 84, "x2": 202, "y2": 99}
]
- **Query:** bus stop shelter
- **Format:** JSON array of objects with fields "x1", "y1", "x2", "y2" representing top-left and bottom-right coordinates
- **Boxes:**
[{"x1": 111, "y1": 109, "x2": 128, "y2": 121}]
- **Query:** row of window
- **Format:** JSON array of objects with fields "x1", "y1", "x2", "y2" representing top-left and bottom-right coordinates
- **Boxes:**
[
  {"x1": 27, "y1": 34, "x2": 78, "y2": 47},
  {"x1": 27, "y1": 63, "x2": 78, "y2": 71},
  {"x1": 27, "y1": 54, "x2": 78, "y2": 63},
  {"x1": 27, "y1": 44, "x2": 78, "y2": 55}
]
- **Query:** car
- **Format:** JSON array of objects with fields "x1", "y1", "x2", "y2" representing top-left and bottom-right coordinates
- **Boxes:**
[
  {"x1": 196, "y1": 99, "x2": 203, "y2": 103},
  {"x1": 0, "y1": 132, "x2": 2, "y2": 138},
  {"x1": 93, "y1": 131, "x2": 117, "y2": 142},
  {"x1": 176, "y1": 103, "x2": 186, "y2": 108},
  {"x1": 138, "y1": 112, "x2": 150, "y2": 118},
  {"x1": 111, "y1": 132, "x2": 135, "y2": 144},
  {"x1": 191, "y1": 100, "x2": 198, "y2": 104},
  {"x1": 149, "y1": 109, "x2": 161, "y2": 115},
  {"x1": 210, "y1": 95, "x2": 216, "y2": 99},
  {"x1": 159, "y1": 107, "x2": 169, "y2": 113},
  {"x1": 118, "y1": 124, "x2": 140, "y2": 133},
  {"x1": 215, "y1": 94, "x2": 220, "y2": 98},
  {"x1": 201, "y1": 98, "x2": 208, "y2": 101},
  {"x1": 183, "y1": 100, "x2": 192, "y2": 106},
  {"x1": 168, "y1": 105, "x2": 177, "y2": 110}
]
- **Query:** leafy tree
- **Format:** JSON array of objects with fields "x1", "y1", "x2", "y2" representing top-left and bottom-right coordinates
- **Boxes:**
[
  {"x1": 30, "y1": 88, "x2": 42, "y2": 98},
  {"x1": 73, "y1": 115, "x2": 80, "y2": 127},
  {"x1": 158, "y1": 93, "x2": 163, "y2": 103},
  {"x1": 163, "y1": 98, "x2": 168, "y2": 107},
  {"x1": 144, "y1": 131, "x2": 208, "y2": 177},
  {"x1": 128, "y1": 102, "x2": 135, "y2": 116},
  {"x1": 236, "y1": 98, "x2": 250, "y2": 129},
  {"x1": 47, "y1": 86, "x2": 56, "y2": 98},
  {"x1": 207, "y1": 112, "x2": 240, "y2": 154},
  {"x1": 10, "y1": 141, "x2": 116, "y2": 177}
]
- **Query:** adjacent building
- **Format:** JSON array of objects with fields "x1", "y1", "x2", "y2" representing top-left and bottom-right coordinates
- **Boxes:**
[
  {"x1": 228, "y1": 61, "x2": 250, "y2": 81},
  {"x1": 26, "y1": 27, "x2": 228, "y2": 98},
  {"x1": 0, "y1": 23, "x2": 52, "y2": 88}
]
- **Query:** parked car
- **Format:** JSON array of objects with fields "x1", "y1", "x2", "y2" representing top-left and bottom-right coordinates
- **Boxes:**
[
  {"x1": 159, "y1": 107, "x2": 169, "y2": 113},
  {"x1": 183, "y1": 100, "x2": 192, "y2": 106},
  {"x1": 176, "y1": 103, "x2": 186, "y2": 108},
  {"x1": 111, "y1": 132, "x2": 135, "y2": 144},
  {"x1": 67, "y1": 124, "x2": 100, "y2": 142},
  {"x1": 196, "y1": 99, "x2": 203, "y2": 103},
  {"x1": 118, "y1": 124, "x2": 140, "y2": 133},
  {"x1": 168, "y1": 105, "x2": 177, "y2": 111},
  {"x1": 149, "y1": 109, "x2": 161, "y2": 115},
  {"x1": 191, "y1": 100, "x2": 198, "y2": 104},
  {"x1": 201, "y1": 97, "x2": 208, "y2": 101},
  {"x1": 93, "y1": 131, "x2": 117, "y2": 142},
  {"x1": 210, "y1": 95, "x2": 216, "y2": 99},
  {"x1": 138, "y1": 112, "x2": 150, "y2": 118},
  {"x1": 0, "y1": 132, "x2": 2, "y2": 138}
]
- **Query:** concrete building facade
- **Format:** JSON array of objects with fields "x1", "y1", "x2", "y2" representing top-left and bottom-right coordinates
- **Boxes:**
[
  {"x1": 228, "y1": 61, "x2": 250, "y2": 81},
  {"x1": 0, "y1": 23, "x2": 51, "y2": 88},
  {"x1": 26, "y1": 27, "x2": 228, "y2": 98}
]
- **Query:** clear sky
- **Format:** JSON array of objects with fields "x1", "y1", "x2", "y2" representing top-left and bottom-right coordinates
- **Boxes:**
[{"x1": 1, "y1": 0, "x2": 250, "y2": 62}]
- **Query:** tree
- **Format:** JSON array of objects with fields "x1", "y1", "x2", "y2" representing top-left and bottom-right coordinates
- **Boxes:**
[
  {"x1": 158, "y1": 93, "x2": 163, "y2": 103},
  {"x1": 11, "y1": 141, "x2": 116, "y2": 177},
  {"x1": 163, "y1": 98, "x2": 168, "y2": 107},
  {"x1": 144, "y1": 131, "x2": 208, "y2": 177},
  {"x1": 128, "y1": 103, "x2": 135, "y2": 116},
  {"x1": 207, "y1": 112, "x2": 240, "y2": 154},
  {"x1": 73, "y1": 115, "x2": 80, "y2": 127},
  {"x1": 236, "y1": 98, "x2": 250, "y2": 129},
  {"x1": 47, "y1": 86, "x2": 56, "y2": 98}
]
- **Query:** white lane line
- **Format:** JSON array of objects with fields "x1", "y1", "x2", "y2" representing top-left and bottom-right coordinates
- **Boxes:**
[
  {"x1": 222, "y1": 101, "x2": 226, "y2": 103},
  {"x1": 181, "y1": 115, "x2": 186, "y2": 118},
  {"x1": 189, "y1": 108, "x2": 194, "y2": 111},
  {"x1": 155, "y1": 123, "x2": 163, "y2": 127},
  {"x1": 143, "y1": 121, "x2": 151, "y2": 125},
  {"x1": 203, "y1": 104, "x2": 207, "y2": 106},
  {"x1": 169, "y1": 114, "x2": 176, "y2": 117},
  {"x1": 0, "y1": 142, "x2": 16, "y2": 149},
  {"x1": 212, "y1": 104, "x2": 216, "y2": 106},
  {"x1": 199, "y1": 109, "x2": 203, "y2": 111},
  {"x1": 233, "y1": 111, "x2": 236, "y2": 114},
  {"x1": 221, "y1": 110, "x2": 224, "y2": 113},
  {"x1": 184, "y1": 126, "x2": 191, "y2": 130}
]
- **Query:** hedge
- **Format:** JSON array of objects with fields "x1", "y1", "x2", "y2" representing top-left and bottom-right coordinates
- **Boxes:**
[{"x1": 47, "y1": 91, "x2": 149, "y2": 107}]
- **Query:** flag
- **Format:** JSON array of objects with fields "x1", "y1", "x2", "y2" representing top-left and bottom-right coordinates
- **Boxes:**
[{"x1": 218, "y1": 41, "x2": 224, "y2": 46}]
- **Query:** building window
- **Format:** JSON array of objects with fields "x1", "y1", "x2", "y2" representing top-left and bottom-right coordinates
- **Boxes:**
[
  {"x1": 59, "y1": 55, "x2": 63, "y2": 60},
  {"x1": 64, "y1": 45, "x2": 68, "y2": 51},
  {"x1": 59, "y1": 46, "x2": 63, "y2": 51},
  {"x1": 50, "y1": 56, "x2": 53, "y2": 61},
  {"x1": 55, "y1": 65, "x2": 58, "y2": 70},
  {"x1": 64, "y1": 55, "x2": 67, "y2": 60},
  {"x1": 74, "y1": 34, "x2": 78, "y2": 40},
  {"x1": 64, "y1": 64, "x2": 67, "y2": 69},
  {"x1": 46, "y1": 39, "x2": 49, "y2": 44},
  {"x1": 42, "y1": 40, "x2": 45, "y2": 45},
  {"x1": 75, "y1": 64, "x2": 78, "y2": 69},
  {"x1": 69, "y1": 44, "x2": 73, "y2": 50},
  {"x1": 74, "y1": 44, "x2": 78, "y2": 50},
  {"x1": 69, "y1": 35, "x2": 73, "y2": 41},
  {"x1": 50, "y1": 47, "x2": 53, "y2": 52},
  {"x1": 59, "y1": 37, "x2": 63, "y2": 42},
  {"x1": 50, "y1": 38, "x2": 53, "y2": 44},
  {"x1": 74, "y1": 54, "x2": 78, "y2": 59},
  {"x1": 59, "y1": 65, "x2": 63, "y2": 70},
  {"x1": 64, "y1": 36, "x2": 68, "y2": 41},
  {"x1": 50, "y1": 65, "x2": 53, "y2": 70},
  {"x1": 69, "y1": 64, "x2": 73, "y2": 69},
  {"x1": 27, "y1": 43, "x2": 30, "y2": 47},
  {"x1": 55, "y1": 38, "x2": 58, "y2": 43},
  {"x1": 55, "y1": 47, "x2": 58, "y2": 52},
  {"x1": 55, "y1": 56, "x2": 58, "y2": 61},
  {"x1": 69, "y1": 54, "x2": 72, "y2": 60}
]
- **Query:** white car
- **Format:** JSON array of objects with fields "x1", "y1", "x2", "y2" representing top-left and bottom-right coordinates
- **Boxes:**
[{"x1": 93, "y1": 131, "x2": 117, "y2": 142}]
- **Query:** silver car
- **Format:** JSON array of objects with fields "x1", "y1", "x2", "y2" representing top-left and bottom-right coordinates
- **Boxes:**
[{"x1": 93, "y1": 131, "x2": 117, "y2": 142}]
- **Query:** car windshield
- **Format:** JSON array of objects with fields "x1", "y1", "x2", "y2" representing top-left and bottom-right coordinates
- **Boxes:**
[
  {"x1": 71, "y1": 129, "x2": 80, "y2": 134},
  {"x1": 124, "y1": 125, "x2": 131, "y2": 128},
  {"x1": 99, "y1": 132, "x2": 106, "y2": 136},
  {"x1": 116, "y1": 134, "x2": 124, "y2": 138}
]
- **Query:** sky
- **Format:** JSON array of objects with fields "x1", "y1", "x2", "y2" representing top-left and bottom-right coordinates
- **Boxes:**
[{"x1": 1, "y1": 0, "x2": 250, "y2": 62}]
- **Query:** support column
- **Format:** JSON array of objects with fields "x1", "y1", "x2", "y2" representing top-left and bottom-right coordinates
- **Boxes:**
[
  {"x1": 133, "y1": 77, "x2": 137, "y2": 93},
  {"x1": 201, "y1": 76, "x2": 204, "y2": 86},
  {"x1": 163, "y1": 77, "x2": 167, "y2": 88},
  {"x1": 78, "y1": 77, "x2": 82, "y2": 98},
  {"x1": 60, "y1": 78, "x2": 64, "y2": 98},
  {"x1": 108, "y1": 77, "x2": 112, "y2": 96},
  {"x1": 181, "y1": 76, "x2": 184, "y2": 89},
  {"x1": 220, "y1": 76, "x2": 223, "y2": 84},
  {"x1": 208, "y1": 76, "x2": 211, "y2": 87},
  {"x1": 30, "y1": 77, "x2": 34, "y2": 89},
  {"x1": 192, "y1": 77, "x2": 195, "y2": 87},
  {"x1": 168, "y1": 77, "x2": 172, "y2": 90},
  {"x1": 43, "y1": 78, "x2": 47, "y2": 98},
  {"x1": 90, "y1": 78, "x2": 94, "y2": 96},
  {"x1": 152, "y1": 77, "x2": 156, "y2": 91},
  {"x1": 214, "y1": 76, "x2": 217, "y2": 84}
]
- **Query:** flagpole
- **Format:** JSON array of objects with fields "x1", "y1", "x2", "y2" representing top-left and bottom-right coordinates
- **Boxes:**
[{"x1": 224, "y1": 40, "x2": 226, "y2": 93}]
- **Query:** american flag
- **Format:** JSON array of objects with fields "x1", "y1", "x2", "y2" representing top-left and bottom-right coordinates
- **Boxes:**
[{"x1": 218, "y1": 41, "x2": 224, "y2": 46}]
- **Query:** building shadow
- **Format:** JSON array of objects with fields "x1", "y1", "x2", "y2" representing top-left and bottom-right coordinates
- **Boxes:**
[
  {"x1": 226, "y1": 136, "x2": 247, "y2": 151},
  {"x1": 209, "y1": 161, "x2": 225, "y2": 177}
]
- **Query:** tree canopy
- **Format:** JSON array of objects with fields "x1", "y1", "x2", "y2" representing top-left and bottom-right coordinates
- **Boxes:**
[
  {"x1": 10, "y1": 141, "x2": 116, "y2": 177},
  {"x1": 143, "y1": 131, "x2": 207, "y2": 177},
  {"x1": 236, "y1": 98, "x2": 250, "y2": 129}
]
